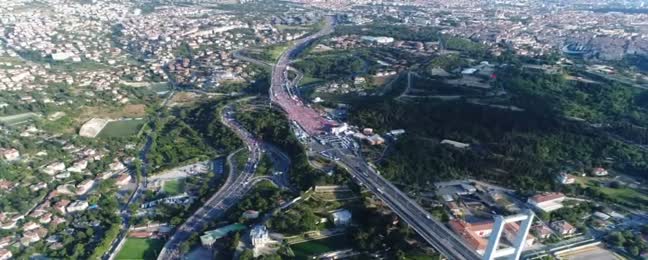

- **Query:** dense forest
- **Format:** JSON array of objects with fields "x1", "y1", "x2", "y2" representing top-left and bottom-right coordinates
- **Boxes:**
[
  {"x1": 334, "y1": 24, "x2": 441, "y2": 42},
  {"x1": 293, "y1": 54, "x2": 366, "y2": 80},
  {"x1": 349, "y1": 99, "x2": 648, "y2": 192},
  {"x1": 147, "y1": 101, "x2": 242, "y2": 170}
]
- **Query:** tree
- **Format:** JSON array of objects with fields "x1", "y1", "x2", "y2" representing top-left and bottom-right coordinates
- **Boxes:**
[
  {"x1": 230, "y1": 232, "x2": 241, "y2": 251},
  {"x1": 608, "y1": 232, "x2": 626, "y2": 247},
  {"x1": 239, "y1": 249, "x2": 254, "y2": 260}
]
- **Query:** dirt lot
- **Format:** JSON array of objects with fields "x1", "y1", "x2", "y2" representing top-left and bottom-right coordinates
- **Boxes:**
[
  {"x1": 557, "y1": 244, "x2": 623, "y2": 260},
  {"x1": 168, "y1": 92, "x2": 201, "y2": 107},
  {"x1": 77, "y1": 104, "x2": 147, "y2": 124}
]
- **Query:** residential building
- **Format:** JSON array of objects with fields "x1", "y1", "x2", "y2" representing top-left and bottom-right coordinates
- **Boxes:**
[
  {"x1": 0, "y1": 221, "x2": 15, "y2": 230},
  {"x1": 22, "y1": 230, "x2": 41, "y2": 244},
  {"x1": 42, "y1": 162, "x2": 66, "y2": 175},
  {"x1": 39, "y1": 213, "x2": 52, "y2": 224},
  {"x1": 550, "y1": 220, "x2": 576, "y2": 236},
  {"x1": 22, "y1": 222, "x2": 40, "y2": 231},
  {"x1": 75, "y1": 179, "x2": 95, "y2": 195},
  {"x1": 68, "y1": 160, "x2": 88, "y2": 173},
  {"x1": 242, "y1": 210, "x2": 260, "y2": 220},
  {"x1": 66, "y1": 200, "x2": 89, "y2": 213},
  {"x1": 0, "y1": 148, "x2": 19, "y2": 161},
  {"x1": 0, "y1": 249, "x2": 11, "y2": 260},
  {"x1": 109, "y1": 160, "x2": 126, "y2": 171},
  {"x1": 527, "y1": 192, "x2": 565, "y2": 212},
  {"x1": 115, "y1": 174, "x2": 131, "y2": 186},
  {"x1": 592, "y1": 167, "x2": 608, "y2": 176},
  {"x1": 532, "y1": 224, "x2": 553, "y2": 239},
  {"x1": 0, "y1": 236, "x2": 12, "y2": 248},
  {"x1": 556, "y1": 172, "x2": 575, "y2": 184}
]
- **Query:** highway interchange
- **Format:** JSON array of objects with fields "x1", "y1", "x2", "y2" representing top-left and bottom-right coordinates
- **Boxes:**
[
  {"x1": 268, "y1": 16, "x2": 482, "y2": 260},
  {"x1": 155, "y1": 15, "x2": 481, "y2": 260},
  {"x1": 157, "y1": 102, "x2": 262, "y2": 259},
  {"x1": 157, "y1": 100, "x2": 292, "y2": 259}
]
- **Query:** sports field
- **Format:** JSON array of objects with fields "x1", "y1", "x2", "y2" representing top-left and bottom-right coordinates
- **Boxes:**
[
  {"x1": 98, "y1": 119, "x2": 145, "y2": 138},
  {"x1": 0, "y1": 112, "x2": 39, "y2": 126},
  {"x1": 116, "y1": 238, "x2": 163, "y2": 260},
  {"x1": 290, "y1": 236, "x2": 351, "y2": 260},
  {"x1": 163, "y1": 179, "x2": 185, "y2": 195}
]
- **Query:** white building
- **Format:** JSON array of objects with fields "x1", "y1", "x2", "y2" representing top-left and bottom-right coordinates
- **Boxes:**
[
  {"x1": 550, "y1": 220, "x2": 576, "y2": 236},
  {"x1": 330, "y1": 123, "x2": 348, "y2": 136},
  {"x1": 66, "y1": 201, "x2": 89, "y2": 213},
  {"x1": 42, "y1": 162, "x2": 66, "y2": 175},
  {"x1": 51, "y1": 52, "x2": 75, "y2": 61},
  {"x1": 0, "y1": 249, "x2": 12, "y2": 260},
  {"x1": 0, "y1": 149, "x2": 19, "y2": 161},
  {"x1": 22, "y1": 222, "x2": 40, "y2": 231},
  {"x1": 330, "y1": 209, "x2": 352, "y2": 226},
  {"x1": 68, "y1": 160, "x2": 88, "y2": 173},
  {"x1": 361, "y1": 36, "x2": 395, "y2": 44},
  {"x1": 440, "y1": 139, "x2": 470, "y2": 149},
  {"x1": 250, "y1": 225, "x2": 270, "y2": 247},
  {"x1": 527, "y1": 193, "x2": 565, "y2": 212},
  {"x1": 556, "y1": 172, "x2": 575, "y2": 184},
  {"x1": 592, "y1": 167, "x2": 608, "y2": 176},
  {"x1": 109, "y1": 160, "x2": 126, "y2": 171},
  {"x1": 115, "y1": 174, "x2": 131, "y2": 186},
  {"x1": 75, "y1": 179, "x2": 95, "y2": 195}
]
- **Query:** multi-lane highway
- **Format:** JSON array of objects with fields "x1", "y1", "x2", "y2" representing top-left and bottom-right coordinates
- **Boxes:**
[
  {"x1": 267, "y1": 16, "x2": 482, "y2": 260},
  {"x1": 157, "y1": 103, "x2": 262, "y2": 259}
]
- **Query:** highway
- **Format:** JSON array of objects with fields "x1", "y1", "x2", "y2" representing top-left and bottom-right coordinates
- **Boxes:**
[
  {"x1": 157, "y1": 103, "x2": 262, "y2": 259},
  {"x1": 267, "y1": 16, "x2": 482, "y2": 260}
]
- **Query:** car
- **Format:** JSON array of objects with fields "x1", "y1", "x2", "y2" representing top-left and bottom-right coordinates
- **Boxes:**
[{"x1": 426, "y1": 214, "x2": 431, "y2": 220}]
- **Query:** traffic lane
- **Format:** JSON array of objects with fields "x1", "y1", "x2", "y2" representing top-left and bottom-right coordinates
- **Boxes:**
[
  {"x1": 343, "y1": 158, "x2": 480, "y2": 259},
  {"x1": 345, "y1": 162, "x2": 472, "y2": 260}
]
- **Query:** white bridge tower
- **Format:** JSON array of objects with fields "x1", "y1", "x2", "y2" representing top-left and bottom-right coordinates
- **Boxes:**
[{"x1": 483, "y1": 210, "x2": 535, "y2": 260}]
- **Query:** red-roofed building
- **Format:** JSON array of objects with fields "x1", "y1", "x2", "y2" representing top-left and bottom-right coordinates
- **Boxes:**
[
  {"x1": 532, "y1": 224, "x2": 553, "y2": 240},
  {"x1": 129, "y1": 231, "x2": 154, "y2": 238},
  {"x1": 449, "y1": 219, "x2": 536, "y2": 255},
  {"x1": 0, "y1": 248, "x2": 11, "y2": 260},
  {"x1": 528, "y1": 192, "x2": 565, "y2": 212},
  {"x1": 550, "y1": 220, "x2": 576, "y2": 236},
  {"x1": 592, "y1": 167, "x2": 608, "y2": 176},
  {"x1": 53, "y1": 199, "x2": 70, "y2": 214}
]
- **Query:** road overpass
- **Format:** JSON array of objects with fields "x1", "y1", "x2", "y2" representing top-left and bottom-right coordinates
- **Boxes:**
[{"x1": 268, "y1": 16, "x2": 482, "y2": 260}]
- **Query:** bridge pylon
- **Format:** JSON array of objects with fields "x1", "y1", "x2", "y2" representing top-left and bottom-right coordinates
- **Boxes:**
[{"x1": 483, "y1": 209, "x2": 534, "y2": 260}]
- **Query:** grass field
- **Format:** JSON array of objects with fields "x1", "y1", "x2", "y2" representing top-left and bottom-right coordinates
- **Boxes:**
[
  {"x1": 163, "y1": 179, "x2": 185, "y2": 195},
  {"x1": 577, "y1": 177, "x2": 648, "y2": 209},
  {"x1": 98, "y1": 119, "x2": 145, "y2": 138},
  {"x1": 290, "y1": 236, "x2": 351, "y2": 260},
  {"x1": 299, "y1": 76, "x2": 324, "y2": 86},
  {"x1": 116, "y1": 238, "x2": 164, "y2": 260},
  {"x1": 0, "y1": 112, "x2": 39, "y2": 126},
  {"x1": 264, "y1": 43, "x2": 290, "y2": 62},
  {"x1": 592, "y1": 184, "x2": 648, "y2": 209},
  {"x1": 150, "y1": 82, "x2": 171, "y2": 93}
]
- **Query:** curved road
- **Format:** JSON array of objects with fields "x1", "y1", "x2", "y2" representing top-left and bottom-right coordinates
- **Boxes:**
[
  {"x1": 157, "y1": 99, "x2": 293, "y2": 259},
  {"x1": 267, "y1": 16, "x2": 482, "y2": 260},
  {"x1": 157, "y1": 102, "x2": 262, "y2": 259}
]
